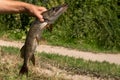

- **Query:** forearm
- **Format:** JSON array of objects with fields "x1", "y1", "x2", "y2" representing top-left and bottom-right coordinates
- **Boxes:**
[{"x1": 0, "y1": 0, "x2": 31, "y2": 14}]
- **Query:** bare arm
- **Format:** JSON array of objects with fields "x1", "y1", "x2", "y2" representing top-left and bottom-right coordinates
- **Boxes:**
[
  {"x1": 0, "y1": 0, "x2": 30, "y2": 13},
  {"x1": 0, "y1": 0, "x2": 47, "y2": 21}
]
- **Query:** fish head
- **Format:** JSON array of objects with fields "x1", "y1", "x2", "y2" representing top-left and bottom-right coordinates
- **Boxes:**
[{"x1": 42, "y1": 3, "x2": 68, "y2": 24}]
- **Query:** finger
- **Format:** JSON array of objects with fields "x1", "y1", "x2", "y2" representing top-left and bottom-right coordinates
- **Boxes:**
[
  {"x1": 37, "y1": 14, "x2": 44, "y2": 22},
  {"x1": 38, "y1": 7, "x2": 47, "y2": 12}
]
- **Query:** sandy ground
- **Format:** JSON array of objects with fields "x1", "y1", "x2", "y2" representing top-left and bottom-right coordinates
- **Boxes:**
[{"x1": 0, "y1": 39, "x2": 120, "y2": 65}]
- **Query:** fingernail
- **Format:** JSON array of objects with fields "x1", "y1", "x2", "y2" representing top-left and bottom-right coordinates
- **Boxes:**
[{"x1": 40, "y1": 19, "x2": 44, "y2": 22}]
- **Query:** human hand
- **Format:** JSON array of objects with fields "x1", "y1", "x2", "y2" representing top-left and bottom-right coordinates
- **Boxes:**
[
  {"x1": 27, "y1": 5, "x2": 47, "y2": 22},
  {"x1": 0, "y1": 0, "x2": 47, "y2": 22}
]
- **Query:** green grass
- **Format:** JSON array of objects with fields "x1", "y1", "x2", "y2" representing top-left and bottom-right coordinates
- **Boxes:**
[
  {"x1": 43, "y1": 33, "x2": 120, "y2": 54},
  {"x1": 0, "y1": 46, "x2": 120, "y2": 80},
  {"x1": 39, "y1": 53, "x2": 120, "y2": 79},
  {"x1": 0, "y1": 46, "x2": 68, "y2": 80},
  {"x1": 0, "y1": 46, "x2": 19, "y2": 54}
]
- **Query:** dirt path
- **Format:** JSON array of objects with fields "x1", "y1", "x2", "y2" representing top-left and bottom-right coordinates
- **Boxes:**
[{"x1": 0, "y1": 39, "x2": 120, "y2": 65}]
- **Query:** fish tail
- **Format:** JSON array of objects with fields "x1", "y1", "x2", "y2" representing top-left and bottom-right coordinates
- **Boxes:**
[
  {"x1": 31, "y1": 54, "x2": 35, "y2": 66},
  {"x1": 19, "y1": 63, "x2": 28, "y2": 76}
]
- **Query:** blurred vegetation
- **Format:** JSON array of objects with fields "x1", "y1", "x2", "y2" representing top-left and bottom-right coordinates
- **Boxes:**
[{"x1": 0, "y1": 0, "x2": 120, "y2": 52}]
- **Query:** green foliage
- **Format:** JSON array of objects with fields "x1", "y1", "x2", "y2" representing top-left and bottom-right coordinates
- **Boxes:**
[
  {"x1": 0, "y1": 0, "x2": 120, "y2": 51},
  {"x1": 7, "y1": 29, "x2": 26, "y2": 40},
  {"x1": 44, "y1": 0, "x2": 120, "y2": 51},
  {"x1": 0, "y1": 14, "x2": 21, "y2": 30}
]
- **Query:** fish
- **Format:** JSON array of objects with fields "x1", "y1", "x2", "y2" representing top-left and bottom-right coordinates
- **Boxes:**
[{"x1": 19, "y1": 3, "x2": 68, "y2": 76}]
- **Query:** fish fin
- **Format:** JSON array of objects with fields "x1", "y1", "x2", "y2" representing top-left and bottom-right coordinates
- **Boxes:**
[
  {"x1": 30, "y1": 54, "x2": 35, "y2": 66},
  {"x1": 19, "y1": 64, "x2": 28, "y2": 77},
  {"x1": 46, "y1": 24, "x2": 53, "y2": 32},
  {"x1": 36, "y1": 36, "x2": 39, "y2": 44},
  {"x1": 20, "y1": 45, "x2": 25, "y2": 58}
]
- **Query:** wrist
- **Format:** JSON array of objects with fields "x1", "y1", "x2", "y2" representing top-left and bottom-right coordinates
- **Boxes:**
[
  {"x1": 25, "y1": 3, "x2": 37, "y2": 16},
  {"x1": 22, "y1": 3, "x2": 32, "y2": 13}
]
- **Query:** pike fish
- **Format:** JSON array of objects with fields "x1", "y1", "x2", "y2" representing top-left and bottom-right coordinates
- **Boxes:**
[{"x1": 19, "y1": 4, "x2": 68, "y2": 76}]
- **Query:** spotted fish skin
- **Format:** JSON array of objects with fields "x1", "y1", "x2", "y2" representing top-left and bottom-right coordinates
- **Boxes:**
[{"x1": 19, "y1": 3, "x2": 68, "y2": 76}]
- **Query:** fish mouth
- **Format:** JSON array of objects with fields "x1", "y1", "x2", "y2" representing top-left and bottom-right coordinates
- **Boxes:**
[
  {"x1": 62, "y1": 3, "x2": 68, "y2": 8},
  {"x1": 61, "y1": 3, "x2": 68, "y2": 9},
  {"x1": 54, "y1": 3, "x2": 68, "y2": 16},
  {"x1": 42, "y1": 3, "x2": 68, "y2": 23}
]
